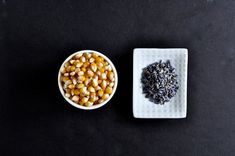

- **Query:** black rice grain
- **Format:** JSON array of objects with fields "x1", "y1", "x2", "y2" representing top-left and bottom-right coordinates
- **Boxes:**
[{"x1": 141, "y1": 60, "x2": 179, "y2": 104}]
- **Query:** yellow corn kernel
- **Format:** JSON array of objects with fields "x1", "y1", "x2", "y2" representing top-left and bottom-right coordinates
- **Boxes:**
[
  {"x1": 88, "y1": 86, "x2": 95, "y2": 93},
  {"x1": 68, "y1": 84, "x2": 75, "y2": 89},
  {"x1": 87, "y1": 70, "x2": 94, "y2": 77},
  {"x1": 75, "y1": 68, "x2": 80, "y2": 73},
  {"x1": 98, "y1": 80, "x2": 102, "y2": 84},
  {"x1": 90, "y1": 63, "x2": 97, "y2": 72},
  {"x1": 75, "y1": 53, "x2": 83, "y2": 59},
  {"x1": 105, "y1": 87, "x2": 113, "y2": 94},
  {"x1": 66, "y1": 66, "x2": 71, "y2": 72},
  {"x1": 89, "y1": 57, "x2": 95, "y2": 63},
  {"x1": 85, "y1": 101, "x2": 93, "y2": 107},
  {"x1": 70, "y1": 60, "x2": 75, "y2": 64},
  {"x1": 101, "y1": 73, "x2": 107, "y2": 79},
  {"x1": 83, "y1": 62, "x2": 90, "y2": 68},
  {"x1": 83, "y1": 78, "x2": 88, "y2": 86},
  {"x1": 97, "y1": 62, "x2": 104, "y2": 68},
  {"x1": 85, "y1": 53, "x2": 92, "y2": 59},
  {"x1": 78, "y1": 76, "x2": 86, "y2": 81},
  {"x1": 61, "y1": 76, "x2": 69, "y2": 82},
  {"x1": 65, "y1": 80, "x2": 72, "y2": 85},
  {"x1": 60, "y1": 67, "x2": 66, "y2": 74},
  {"x1": 71, "y1": 89, "x2": 76, "y2": 95},
  {"x1": 89, "y1": 96, "x2": 97, "y2": 103},
  {"x1": 81, "y1": 97, "x2": 89, "y2": 104},
  {"x1": 99, "y1": 67, "x2": 105, "y2": 73},
  {"x1": 76, "y1": 83, "x2": 84, "y2": 89},
  {"x1": 80, "y1": 86, "x2": 87, "y2": 93},
  {"x1": 102, "y1": 94, "x2": 109, "y2": 100},
  {"x1": 72, "y1": 95, "x2": 79, "y2": 102},
  {"x1": 92, "y1": 53, "x2": 99, "y2": 58},
  {"x1": 101, "y1": 80, "x2": 107, "y2": 89},
  {"x1": 98, "y1": 99, "x2": 104, "y2": 104},
  {"x1": 70, "y1": 71, "x2": 76, "y2": 76},
  {"x1": 64, "y1": 73, "x2": 69, "y2": 77},
  {"x1": 81, "y1": 67, "x2": 86, "y2": 72},
  {"x1": 96, "y1": 71, "x2": 101, "y2": 76},
  {"x1": 72, "y1": 79, "x2": 77, "y2": 85},
  {"x1": 76, "y1": 62, "x2": 83, "y2": 68},
  {"x1": 70, "y1": 66, "x2": 76, "y2": 71},
  {"x1": 92, "y1": 79, "x2": 98, "y2": 87},
  {"x1": 108, "y1": 72, "x2": 114, "y2": 80},
  {"x1": 77, "y1": 71, "x2": 84, "y2": 76},
  {"x1": 98, "y1": 90, "x2": 104, "y2": 97},
  {"x1": 64, "y1": 62, "x2": 70, "y2": 67},
  {"x1": 74, "y1": 89, "x2": 80, "y2": 95},
  {"x1": 95, "y1": 85, "x2": 101, "y2": 91},
  {"x1": 104, "y1": 61, "x2": 109, "y2": 66},
  {"x1": 109, "y1": 82, "x2": 114, "y2": 87},
  {"x1": 80, "y1": 56, "x2": 86, "y2": 62},
  {"x1": 96, "y1": 57, "x2": 103, "y2": 63},
  {"x1": 65, "y1": 93, "x2": 71, "y2": 98}
]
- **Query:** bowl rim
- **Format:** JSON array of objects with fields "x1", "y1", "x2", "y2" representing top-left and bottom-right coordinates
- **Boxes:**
[{"x1": 58, "y1": 50, "x2": 118, "y2": 110}]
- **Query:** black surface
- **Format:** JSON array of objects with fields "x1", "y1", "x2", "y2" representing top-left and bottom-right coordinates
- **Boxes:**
[{"x1": 1, "y1": 0, "x2": 235, "y2": 156}]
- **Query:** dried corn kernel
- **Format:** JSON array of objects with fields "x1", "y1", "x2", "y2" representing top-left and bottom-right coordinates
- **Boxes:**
[
  {"x1": 87, "y1": 70, "x2": 94, "y2": 77},
  {"x1": 78, "y1": 76, "x2": 86, "y2": 81},
  {"x1": 98, "y1": 99, "x2": 104, "y2": 104},
  {"x1": 92, "y1": 53, "x2": 99, "y2": 58},
  {"x1": 70, "y1": 60, "x2": 75, "y2": 64},
  {"x1": 102, "y1": 94, "x2": 109, "y2": 100},
  {"x1": 95, "y1": 85, "x2": 101, "y2": 91},
  {"x1": 81, "y1": 97, "x2": 89, "y2": 103},
  {"x1": 70, "y1": 71, "x2": 76, "y2": 76},
  {"x1": 98, "y1": 90, "x2": 104, "y2": 97},
  {"x1": 78, "y1": 71, "x2": 84, "y2": 76},
  {"x1": 74, "y1": 89, "x2": 79, "y2": 95},
  {"x1": 85, "y1": 53, "x2": 91, "y2": 59},
  {"x1": 108, "y1": 72, "x2": 114, "y2": 80},
  {"x1": 85, "y1": 101, "x2": 93, "y2": 107},
  {"x1": 90, "y1": 63, "x2": 97, "y2": 72},
  {"x1": 105, "y1": 87, "x2": 113, "y2": 94},
  {"x1": 72, "y1": 95, "x2": 79, "y2": 102},
  {"x1": 101, "y1": 80, "x2": 107, "y2": 89},
  {"x1": 76, "y1": 83, "x2": 84, "y2": 89},
  {"x1": 70, "y1": 66, "x2": 76, "y2": 71},
  {"x1": 65, "y1": 93, "x2": 71, "y2": 98},
  {"x1": 64, "y1": 73, "x2": 69, "y2": 77},
  {"x1": 109, "y1": 82, "x2": 114, "y2": 87},
  {"x1": 75, "y1": 53, "x2": 83, "y2": 59},
  {"x1": 80, "y1": 56, "x2": 86, "y2": 62},
  {"x1": 61, "y1": 67, "x2": 66, "y2": 74},
  {"x1": 85, "y1": 78, "x2": 91, "y2": 85},
  {"x1": 68, "y1": 84, "x2": 75, "y2": 89},
  {"x1": 101, "y1": 73, "x2": 107, "y2": 79},
  {"x1": 89, "y1": 57, "x2": 95, "y2": 63},
  {"x1": 81, "y1": 67, "x2": 86, "y2": 72},
  {"x1": 92, "y1": 79, "x2": 98, "y2": 87},
  {"x1": 76, "y1": 62, "x2": 83, "y2": 68},
  {"x1": 66, "y1": 66, "x2": 71, "y2": 72},
  {"x1": 88, "y1": 86, "x2": 95, "y2": 93}
]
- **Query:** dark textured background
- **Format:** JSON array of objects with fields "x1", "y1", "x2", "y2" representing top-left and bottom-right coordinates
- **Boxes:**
[{"x1": 1, "y1": 0, "x2": 235, "y2": 156}]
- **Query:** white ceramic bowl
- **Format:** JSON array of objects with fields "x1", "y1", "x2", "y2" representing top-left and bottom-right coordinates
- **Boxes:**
[{"x1": 58, "y1": 50, "x2": 118, "y2": 110}]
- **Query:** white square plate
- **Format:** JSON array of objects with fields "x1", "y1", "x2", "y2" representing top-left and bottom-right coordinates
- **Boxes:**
[{"x1": 133, "y1": 48, "x2": 188, "y2": 119}]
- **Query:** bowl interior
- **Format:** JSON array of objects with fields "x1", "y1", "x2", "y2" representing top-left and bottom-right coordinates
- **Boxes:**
[{"x1": 58, "y1": 50, "x2": 118, "y2": 110}]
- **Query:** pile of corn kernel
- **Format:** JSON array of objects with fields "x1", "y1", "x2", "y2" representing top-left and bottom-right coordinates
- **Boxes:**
[{"x1": 60, "y1": 52, "x2": 115, "y2": 107}]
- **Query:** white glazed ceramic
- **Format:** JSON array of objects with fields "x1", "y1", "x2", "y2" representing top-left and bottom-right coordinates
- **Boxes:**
[
  {"x1": 58, "y1": 50, "x2": 118, "y2": 110},
  {"x1": 133, "y1": 48, "x2": 188, "y2": 118}
]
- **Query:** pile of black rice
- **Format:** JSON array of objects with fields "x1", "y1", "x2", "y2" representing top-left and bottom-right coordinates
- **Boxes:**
[{"x1": 141, "y1": 60, "x2": 179, "y2": 104}]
